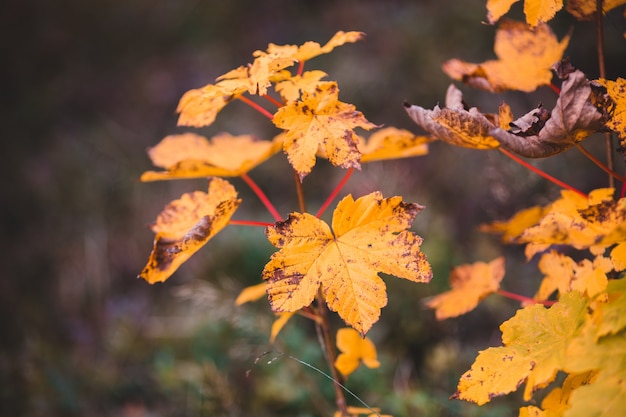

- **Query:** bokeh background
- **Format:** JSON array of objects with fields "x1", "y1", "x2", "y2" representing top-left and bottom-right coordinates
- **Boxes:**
[{"x1": 2, "y1": 0, "x2": 624, "y2": 415}]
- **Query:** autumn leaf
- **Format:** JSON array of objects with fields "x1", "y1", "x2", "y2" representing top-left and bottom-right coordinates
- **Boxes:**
[
  {"x1": 563, "y1": 279, "x2": 626, "y2": 417},
  {"x1": 357, "y1": 127, "x2": 431, "y2": 162},
  {"x1": 265, "y1": 30, "x2": 364, "y2": 63},
  {"x1": 566, "y1": 0, "x2": 626, "y2": 21},
  {"x1": 270, "y1": 312, "x2": 296, "y2": 343},
  {"x1": 537, "y1": 371, "x2": 598, "y2": 416},
  {"x1": 140, "y1": 132, "x2": 283, "y2": 181},
  {"x1": 426, "y1": 257, "x2": 505, "y2": 320},
  {"x1": 486, "y1": 0, "x2": 563, "y2": 26},
  {"x1": 176, "y1": 82, "x2": 242, "y2": 128},
  {"x1": 273, "y1": 82, "x2": 378, "y2": 180},
  {"x1": 480, "y1": 205, "x2": 546, "y2": 243},
  {"x1": 442, "y1": 19, "x2": 570, "y2": 93},
  {"x1": 234, "y1": 282, "x2": 267, "y2": 305},
  {"x1": 139, "y1": 178, "x2": 241, "y2": 284},
  {"x1": 274, "y1": 70, "x2": 328, "y2": 103},
  {"x1": 595, "y1": 77, "x2": 626, "y2": 145},
  {"x1": 334, "y1": 327, "x2": 380, "y2": 378},
  {"x1": 333, "y1": 406, "x2": 393, "y2": 417},
  {"x1": 262, "y1": 192, "x2": 432, "y2": 335},
  {"x1": 454, "y1": 292, "x2": 589, "y2": 404},
  {"x1": 491, "y1": 64, "x2": 615, "y2": 157},
  {"x1": 404, "y1": 84, "x2": 501, "y2": 150},
  {"x1": 536, "y1": 251, "x2": 612, "y2": 300}
]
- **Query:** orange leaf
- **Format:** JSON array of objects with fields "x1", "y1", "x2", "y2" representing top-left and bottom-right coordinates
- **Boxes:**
[
  {"x1": 273, "y1": 82, "x2": 378, "y2": 180},
  {"x1": 334, "y1": 327, "x2": 380, "y2": 378},
  {"x1": 235, "y1": 282, "x2": 267, "y2": 305},
  {"x1": 442, "y1": 19, "x2": 570, "y2": 92},
  {"x1": 266, "y1": 31, "x2": 365, "y2": 63},
  {"x1": 487, "y1": 0, "x2": 563, "y2": 26},
  {"x1": 426, "y1": 257, "x2": 506, "y2": 320},
  {"x1": 358, "y1": 127, "x2": 431, "y2": 163},
  {"x1": 404, "y1": 84, "x2": 501, "y2": 150},
  {"x1": 262, "y1": 192, "x2": 432, "y2": 335},
  {"x1": 274, "y1": 70, "x2": 328, "y2": 103},
  {"x1": 270, "y1": 312, "x2": 296, "y2": 343},
  {"x1": 140, "y1": 132, "x2": 283, "y2": 181},
  {"x1": 138, "y1": 178, "x2": 241, "y2": 284}
]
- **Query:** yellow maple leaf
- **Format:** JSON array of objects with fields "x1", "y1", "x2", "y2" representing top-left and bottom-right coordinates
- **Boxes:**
[
  {"x1": 596, "y1": 78, "x2": 626, "y2": 143},
  {"x1": 262, "y1": 192, "x2": 432, "y2": 335},
  {"x1": 426, "y1": 257, "x2": 505, "y2": 320},
  {"x1": 536, "y1": 251, "x2": 612, "y2": 300},
  {"x1": 139, "y1": 178, "x2": 241, "y2": 284},
  {"x1": 610, "y1": 242, "x2": 626, "y2": 271},
  {"x1": 480, "y1": 205, "x2": 546, "y2": 243},
  {"x1": 454, "y1": 292, "x2": 589, "y2": 404},
  {"x1": 566, "y1": 0, "x2": 626, "y2": 21},
  {"x1": 273, "y1": 82, "x2": 378, "y2": 180},
  {"x1": 358, "y1": 127, "x2": 431, "y2": 163},
  {"x1": 140, "y1": 132, "x2": 283, "y2": 181},
  {"x1": 518, "y1": 405, "x2": 545, "y2": 417},
  {"x1": 487, "y1": 0, "x2": 563, "y2": 26},
  {"x1": 442, "y1": 19, "x2": 570, "y2": 92},
  {"x1": 270, "y1": 311, "x2": 296, "y2": 343},
  {"x1": 404, "y1": 84, "x2": 501, "y2": 150},
  {"x1": 176, "y1": 83, "x2": 241, "y2": 128},
  {"x1": 334, "y1": 327, "x2": 380, "y2": 378},
  {"x1": 538, "y1": 371, "x2": 598, "y2": 416},
  {"x1": 274, "y1": 70, "x2": 328, "y2": 103},
  {"x1": 266, "y1": 31, "x2": 364, "y2": 63}
]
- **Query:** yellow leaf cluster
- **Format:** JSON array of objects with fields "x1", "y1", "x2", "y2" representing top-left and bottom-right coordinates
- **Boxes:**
[
  {"x1": 426, "y1": 257, "x2": 505, "y2": 320},
  {"x1": 139, "y1": 178, "x2": 241, "y2": 284},
  {"x1": 262, "y1": 192, "x2": 432, "y2": 335},
  {"x1": 596, "y1": 77, "x2": 626, "y2": 144},
  {"x1": 442, "y1": 19, "x2": 570, "y2": 92}
]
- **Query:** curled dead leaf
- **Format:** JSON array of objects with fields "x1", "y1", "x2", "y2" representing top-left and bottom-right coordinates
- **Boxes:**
[
  {"x1": 491, "y1": 62, "x2": 614, "y2": 157},
  {"x1": 404, "y1": 84, "x2": 501, "y2": 150}
]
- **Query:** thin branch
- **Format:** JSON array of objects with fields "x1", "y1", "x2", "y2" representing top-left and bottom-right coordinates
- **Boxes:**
[
  {"x1": 263, "y1": 94, "x2": 284, "y2": 108},
  {"x1": 575, "y1": 144, "x2": 626, "y2": 183},
  {"x1": 315, "y1": 292, "x2": 349, "y2": 416},
  {"x1": 237, "y1": 95, "x2": 275, "y2": 120},
  {"x1": 294, "y1": 170, "x2": 307, "y2": 213},
  {"x1": 497, "y1": 290, "x2": 555, "y2": 306},
  {"x1": 297, "y1": 60, "x2": 306, "y2": 76},
  {"x1": 498, "y1": 148, "x2": 587, "y2": 197},
  {"x1": 229, "y1": 219, "x2": 275, "y2": 227},
  {"x1": 316, "y1": 168, "x2": 354, "y2": 218},
  {"x1": 240, "y1": 173, "x2": 283, "y2": 222}
]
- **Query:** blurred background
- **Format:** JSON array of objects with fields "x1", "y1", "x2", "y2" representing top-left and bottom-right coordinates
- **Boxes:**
[{"x1": 2, "y1": 0, "x2": 624, "y2": 415}]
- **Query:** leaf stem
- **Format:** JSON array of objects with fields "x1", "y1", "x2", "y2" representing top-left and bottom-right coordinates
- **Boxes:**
[
  {"x1": 497, "y1": 290, "x2": 555, "y2": 306},
  {"x1": 229, "y1": 219, "x2": 275, "y2": 227},
  {"x1": 498, "y1": 148, "x2": 587, "y2": 197},
  {"x1": 297, "y1": 60, "x2": 305, "y2": 76},
  {"x1": 316, "y1": 168, "x2": 354, "y2": 218},
  {"x1": 240, "y1": 173, "x2": 283, "y2": 221},
  {"x1": 575, "y1": 143, "x2": 626, "y2": 183},
  {"x1": 294, "y1": 169, "x2": 307, "y2": 213},
  {"x1": 237, "y1": 95, "x2": 275, "y2": 120},
  {"x1": 263, "y1": 94, "x2": 284, "y2": 108},
  {"x1": 315, "y1": 293, "x2": 349, "y2": 416}
]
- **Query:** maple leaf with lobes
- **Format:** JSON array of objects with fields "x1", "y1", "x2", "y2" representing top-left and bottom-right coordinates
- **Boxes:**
[
  {"x1": 273, "y1": 81, "x2": 378, "y2": 180},
  {"x1": 262, "y1": 192, "x2": 432, "y2": 335}
]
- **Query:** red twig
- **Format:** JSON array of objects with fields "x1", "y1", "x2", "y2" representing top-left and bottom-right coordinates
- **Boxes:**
[
  {"x1": 229, "y1": 219, "x2": 275, "y2": 227},
  {"x1": 297, "y1": 60, "x2": 305, "y2": 76},
  {"x1": 498, "y1": 148, "x2": 587, "y2": 197},
  {"x1": 316, "y1": 168, "x2": 354, "y2": 218},
  {"x1": 263, "y1": 94, "x2": 284, "y2": 108},
  {"x1": 240, "y1": 173, "x2": 283, "y2": 222},
  {"x1": 237, "y1": 95, "x2": 275, "y2": 120},
  {"x1": 576, "y1": 144, "x2": 626, "y2": 184},
  {"x1": 497, "y1": 290, "x2": 555, "y2": 306}
]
